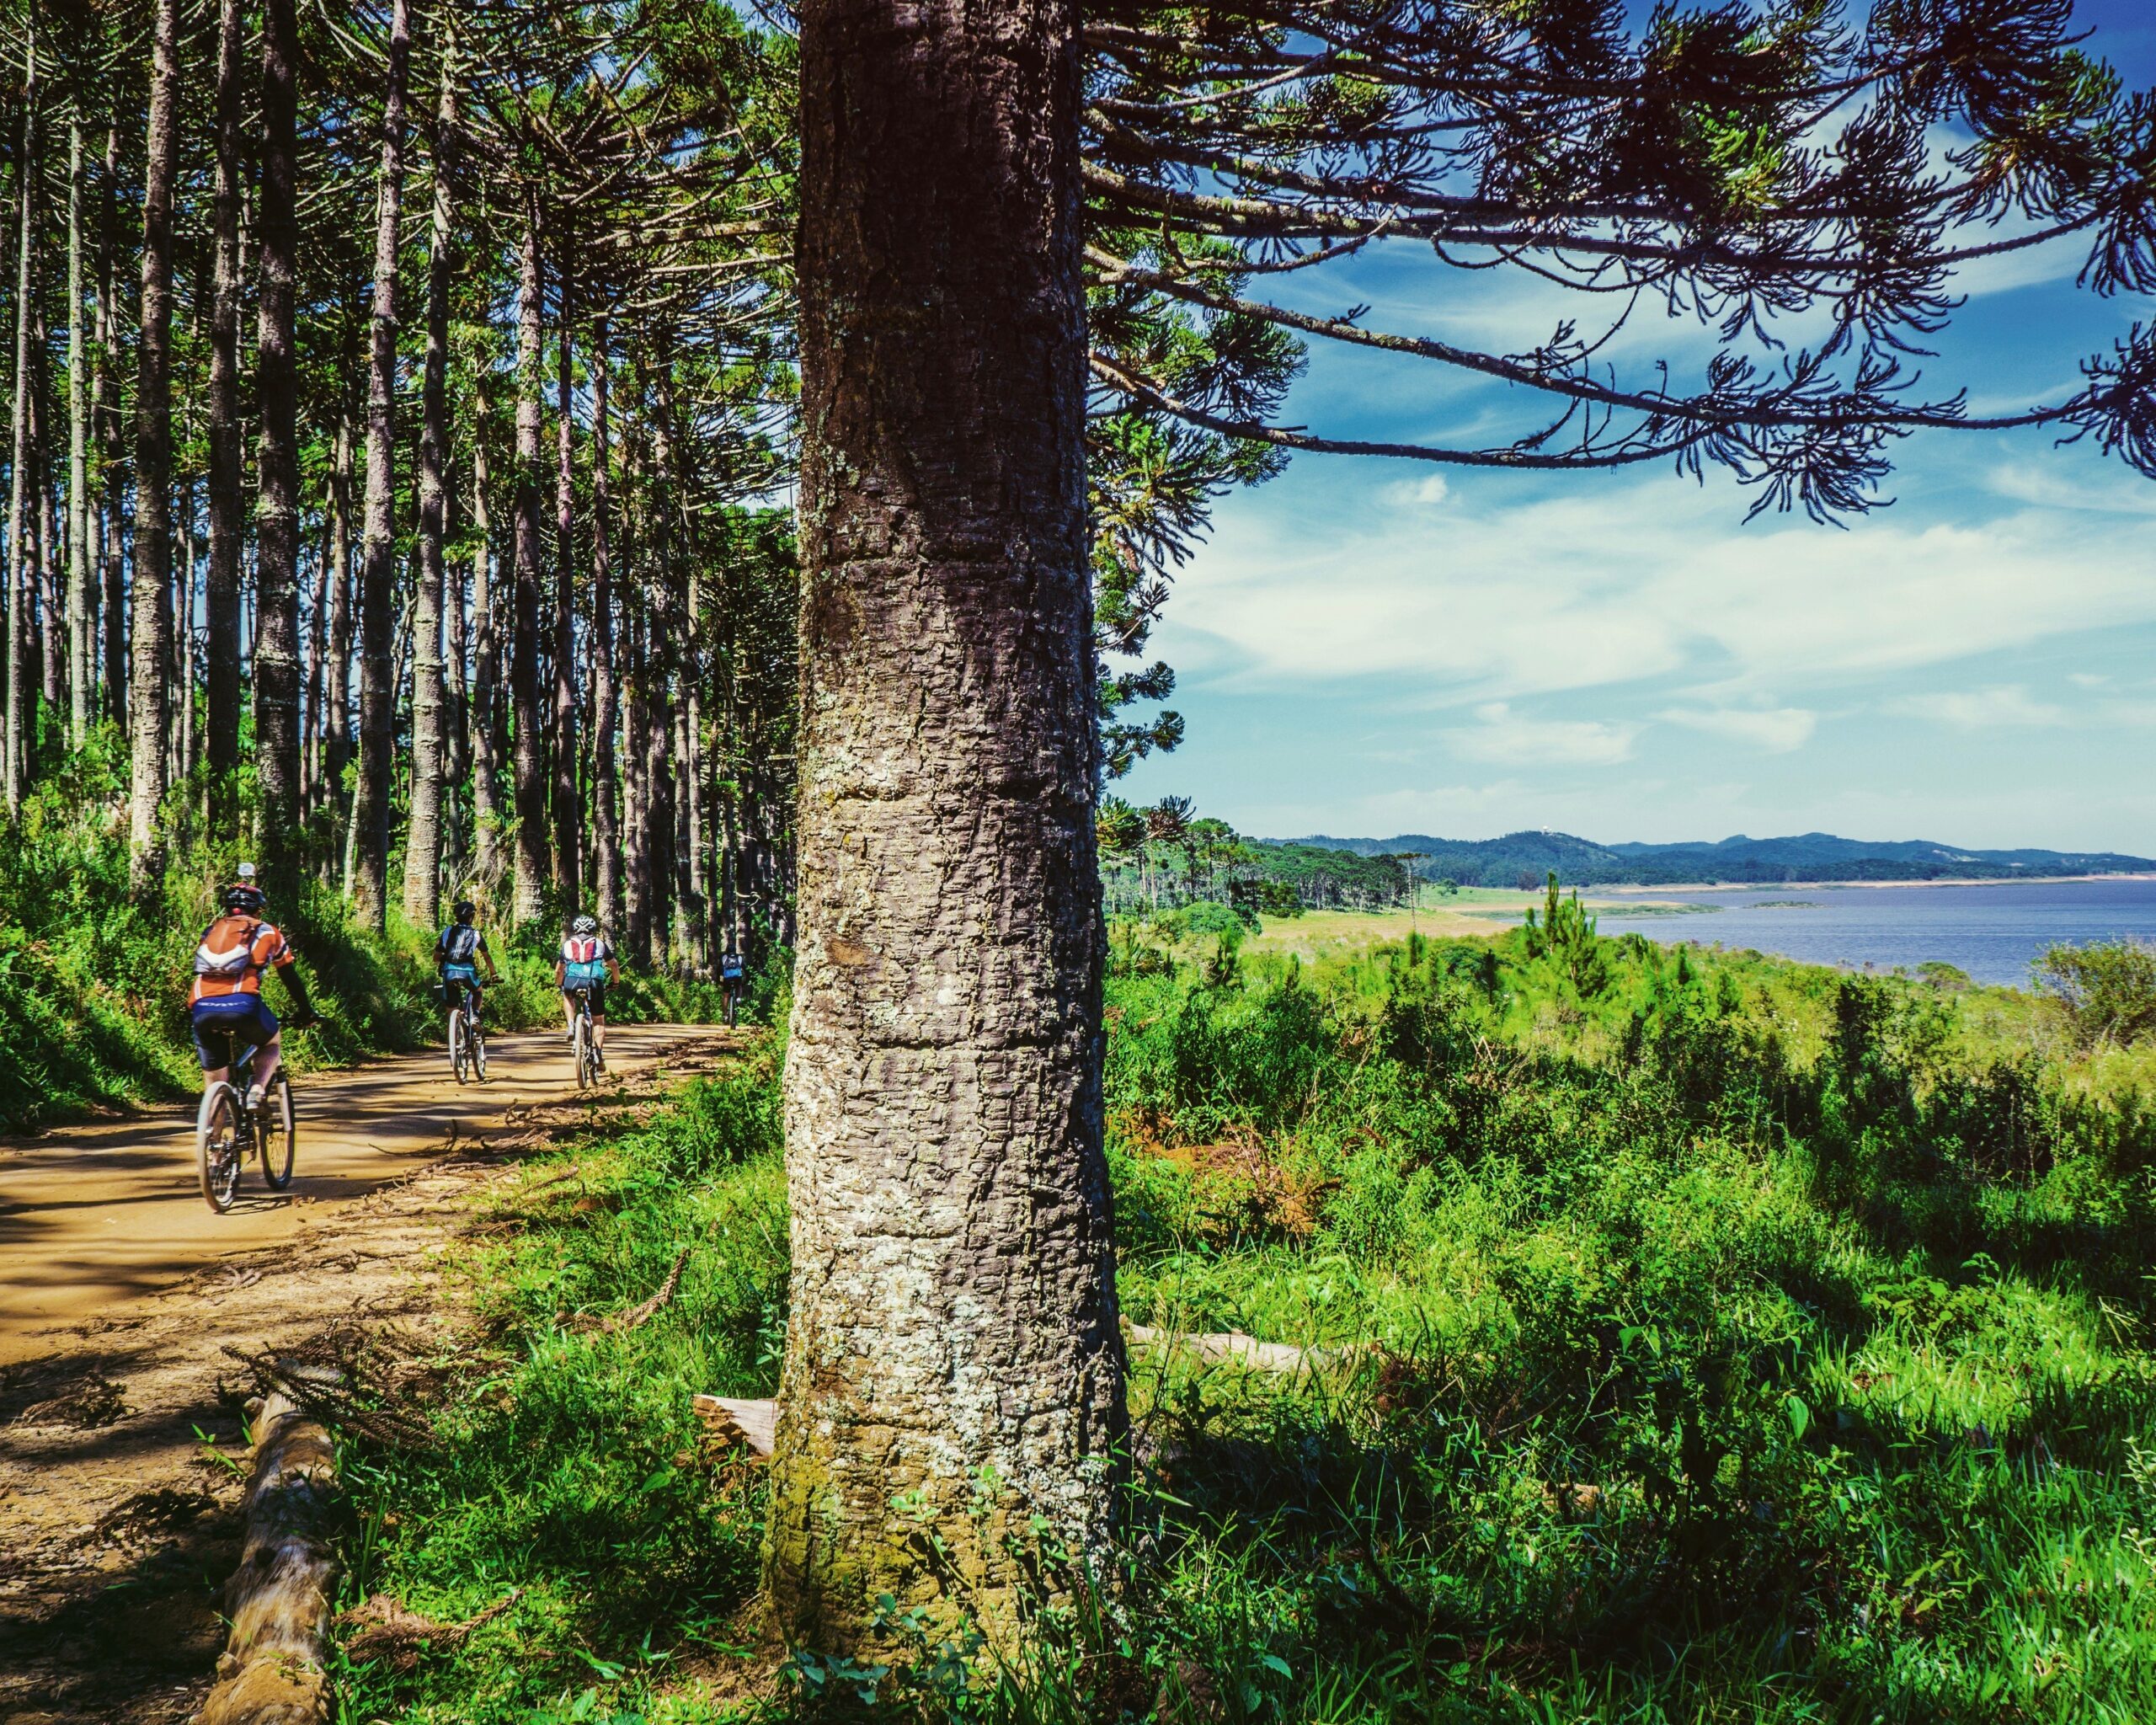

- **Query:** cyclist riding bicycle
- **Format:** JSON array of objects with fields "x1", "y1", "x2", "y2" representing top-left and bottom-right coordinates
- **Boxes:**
[
  {"x1": 719, "y1": 948, "x2": 746, "y2": 1023},
  {"x1": 435, "y1": 898, "x2": 499, "y2": 1029},
  {"x1": 557, "y1": 915, "x2": 622, "y2": 1071},
  {"x1": 189, "y1": 863, "x2": 318, "y2": 1105}
]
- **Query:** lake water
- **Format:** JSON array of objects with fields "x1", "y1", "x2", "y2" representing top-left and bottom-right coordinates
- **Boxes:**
[{"x1": 1591, "y1": 878, "x2": 2156, "y2": 988}]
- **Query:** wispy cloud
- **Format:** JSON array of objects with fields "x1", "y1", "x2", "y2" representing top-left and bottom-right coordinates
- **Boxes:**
[
  {"x1": 1443, "y1": 702, "x2": 1640, "y2": 766},
  {"x1": 1885, "y1": 685, "x2": 2070, "y2": 729},
  {"x1": 1659, "y1": 706, "x2": 1817, "y2": 751}
]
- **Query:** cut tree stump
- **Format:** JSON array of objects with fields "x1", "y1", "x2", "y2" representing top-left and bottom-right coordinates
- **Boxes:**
[
  {"x1": 693, "y1": 1394, "x2": 777, "y2": 1460},
  {"x1": 198, "y1": 1387, "x2": 339, "y2": 1725}
]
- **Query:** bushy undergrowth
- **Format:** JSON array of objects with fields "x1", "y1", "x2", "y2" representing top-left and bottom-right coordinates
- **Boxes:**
[
  {"x1": 0, "y1": 728, "x2": 730, "y2": 1129},
  {"x1": 335, "y1": 925, "x2": 2156, "y2": 1723}
]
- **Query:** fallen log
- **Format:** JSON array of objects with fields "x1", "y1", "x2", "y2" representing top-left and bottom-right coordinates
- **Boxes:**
[
  {"x1": 693, "y1": 1393, "x2": 777, "y2": 1460},
  {"x1": 198, "y1": 1388, "x2": 339, "y2": 1725},
  {"x1": 1125, "y1": 1321, "x2": 1353, "y2": 1375}
]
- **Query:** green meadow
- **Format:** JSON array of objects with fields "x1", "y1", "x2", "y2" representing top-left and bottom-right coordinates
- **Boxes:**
[{"x1": 334, "y1": 910, "x2": 2156, "y2": 1722}]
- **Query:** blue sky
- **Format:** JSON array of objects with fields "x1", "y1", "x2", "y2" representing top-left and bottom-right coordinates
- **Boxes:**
[{"x1": 1118, "y1": 2, "x2": 2156, "y2": 854}]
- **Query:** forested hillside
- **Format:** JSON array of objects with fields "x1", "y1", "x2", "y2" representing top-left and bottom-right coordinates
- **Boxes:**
[{"x1": 1299, "y1": 830, "x2": 2156, "y2": 888}]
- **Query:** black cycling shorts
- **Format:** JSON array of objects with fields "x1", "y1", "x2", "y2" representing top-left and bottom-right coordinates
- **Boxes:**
[{"x1": 563, "y1": 980, "x2": 609, "y2": 1018}]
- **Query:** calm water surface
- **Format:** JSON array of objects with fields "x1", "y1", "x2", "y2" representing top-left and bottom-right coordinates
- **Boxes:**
[{"x1": 1593, "y1": 878, "x2": 2156, "y2": 988}]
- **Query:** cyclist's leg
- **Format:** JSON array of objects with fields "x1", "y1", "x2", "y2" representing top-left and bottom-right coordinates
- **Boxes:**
[
  {"x1": 589, "y1": 982, "x2": 608, "y2": 1055},
  {"x1": 253, "y1": 1007, "x2": 286, "y2": 1098},
  {"x1": 191, "y1": 1008, "x2": 231, "y2": 1092},
  {"x1": 562, "y1": 988, "x2": 578, "y2": 1041}
]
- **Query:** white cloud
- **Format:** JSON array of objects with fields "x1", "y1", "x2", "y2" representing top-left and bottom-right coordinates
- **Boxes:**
[
  {"x1": 1443, "y1": 702, "x2": 1640, "y2": 766},
  {"x1": 1886, "y1": 685, "x2": 2070, "y2": 729},
  {"x1": 1659, "y1": 706, "x2": 1817, "y2": 752},
  {"x1": 1385, "y1": 473, "x2": 1451, "y2": 507}
]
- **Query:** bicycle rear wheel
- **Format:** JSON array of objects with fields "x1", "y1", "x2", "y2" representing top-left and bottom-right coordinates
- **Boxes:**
[
  {"x1": 472, "y1": 1020, "x2": 488, "y2": 1082},
  {"x1": 450, "y1": 1007, "x2": 468, "y2": 1083},
  {"x1": 258, "y1": 1073, "x2": 296, "y2": 1190},
  {"x1": 197, "y1": 1085, "x2": 243, "y2": 1212}
]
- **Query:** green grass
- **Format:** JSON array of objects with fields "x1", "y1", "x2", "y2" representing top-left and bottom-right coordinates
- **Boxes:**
[{"x1": 332, "y1": 925, "x2": 2156, "y2": 1722}]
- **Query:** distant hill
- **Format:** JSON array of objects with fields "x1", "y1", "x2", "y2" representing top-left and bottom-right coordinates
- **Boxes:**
[{"x1": 1280, "y1": 830, "x2": 2156, "y2": 888}]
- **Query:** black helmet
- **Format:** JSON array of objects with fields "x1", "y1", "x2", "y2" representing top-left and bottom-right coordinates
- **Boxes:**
[
  {"x1": 223, "y1": 862, "x2": 265, "y2": 915},
  {"x1": 454, "y1": 899, "x2": 477, "y2": 922}
]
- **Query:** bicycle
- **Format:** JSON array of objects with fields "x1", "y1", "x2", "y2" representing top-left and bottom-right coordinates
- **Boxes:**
[
  {"x1": 568, "y1": 986, "x2": 600, "y2": 1089},
  {"x1": 447, "y1": 986, "x2": 488, "y2": 1085},
  {"x1": 195, "y1": 1033, "x2": 299, "y2": 1213}
]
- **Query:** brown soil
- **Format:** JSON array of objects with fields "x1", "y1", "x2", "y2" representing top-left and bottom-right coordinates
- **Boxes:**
[{"x1": 0, "y1": 1024, "x2": 736, "y2": 1725}]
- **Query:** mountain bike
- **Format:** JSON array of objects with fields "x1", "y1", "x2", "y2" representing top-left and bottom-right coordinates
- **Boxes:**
[
  {"x1": 447, "y1": 986, "x2": 488, "y2": 1084},
  {"x1": 195, "y1": 1033, "x2": 299, "y2": 1213},
  {"x1": 568, "y1": 986, "x2": 600, "y2": 1089}
]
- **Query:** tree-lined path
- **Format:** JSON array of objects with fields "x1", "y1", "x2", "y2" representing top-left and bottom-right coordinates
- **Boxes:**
[{"x1": 0, "y1": 1023, "x2": 720, "y2": 1362}]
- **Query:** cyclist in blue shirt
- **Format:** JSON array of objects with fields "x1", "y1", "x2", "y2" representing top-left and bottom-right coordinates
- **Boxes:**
[{"x1": 435, "y1": 900, "x2": 499, "y2": 1033}]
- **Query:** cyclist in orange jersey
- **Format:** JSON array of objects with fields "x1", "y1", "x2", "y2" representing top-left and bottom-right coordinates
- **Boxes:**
[{"x1": 189, "y1": 865, "x2": 319, "y2": 1106}]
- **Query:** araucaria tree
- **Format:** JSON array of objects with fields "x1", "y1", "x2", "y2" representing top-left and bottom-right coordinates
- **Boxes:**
[{"x1": 769, "y1": 0, "x2": 2156, "y2": 1649}]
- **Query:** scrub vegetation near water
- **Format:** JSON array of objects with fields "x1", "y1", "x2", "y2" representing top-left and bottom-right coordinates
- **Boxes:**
[{"x1": 332, "y1": 907, "x2": 2156, "y2": 1723}]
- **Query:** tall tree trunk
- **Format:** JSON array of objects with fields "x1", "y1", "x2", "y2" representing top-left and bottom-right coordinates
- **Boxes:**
[
  {"x1": 590, "y1": 318, "x2": 622, "y2": 933},
  {"x1": 468, "y1": 382, "x2": 502, "y2": 889},
  {"x1": 550, "y1": 287, "x2": 579, "y2": 910},
  {"x1": 176, "y1": 476, "x2": 196, "y2": 786},
  {"x1": 304, "y1": 510, "x2": 328, "y2": 808},
  {"x1": 767, "y1": 0, "x2": 1118, "y2": 1645},
  {"x1": 402, "y1": 35, "x2": 456, "y2": 927},
  {"x1": 510, "y1": 190, "x2": 549, "y2": 921},
  {"x1": 620, "y1": 440, "x2": 652, "y2": 968},
  {"x1": 33, "y1": 295, "x2": 58, "y2": 724},
  {"x1": 130, "y1": 0, "x2": 180, "y2": 886},
  {"x1": 253, "y1": 0, "x2": 303, "y2": 892},
  {"x1": 97, "y1": 121, "x2": 125, "y2": 727},
  {"x1": 66, "y1": 118, "x2": 92, "y2": 747},
  {"x1": 7, "y1": 24, "x2": 38, "y2": 816},
  {"x1": 326, "y1": 403, "x2": 354, "y2": 822},
  {"x1": 352, "y1": 0, "x2": 412, "y2": 930},
  {"x1": 203, "y1": 0, "x2": 245, "y2": 819}
]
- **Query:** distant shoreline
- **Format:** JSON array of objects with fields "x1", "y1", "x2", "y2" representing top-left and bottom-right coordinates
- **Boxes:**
[{"x1": 1597, "y1": 873, "x2": 2156, "y2": 895}]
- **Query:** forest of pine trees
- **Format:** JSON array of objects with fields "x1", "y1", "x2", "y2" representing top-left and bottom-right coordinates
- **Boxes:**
[{"x1": 0, "y1": 0, "x2": 799, "y2": 967}]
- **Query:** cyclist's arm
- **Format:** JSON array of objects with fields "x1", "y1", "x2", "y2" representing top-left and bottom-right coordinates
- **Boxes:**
[
  {"x1": 275, "y1": 954, "x2": 319, "y2": 1023},
  {"x1": 478, "y1": 932, "x2": 500, "y2": 984},
  {"x1": 554, "y1": 958, "x2": 567, "y2": 988}
]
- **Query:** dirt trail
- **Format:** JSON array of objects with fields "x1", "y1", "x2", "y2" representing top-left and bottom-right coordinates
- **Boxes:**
[{"x1": 0, "y1": 1023, "x2": 736, "y2": 1725}]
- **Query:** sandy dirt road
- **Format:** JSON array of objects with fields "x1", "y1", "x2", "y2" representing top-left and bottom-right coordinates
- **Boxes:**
[
  {"x1": 0, "y1": 1023, "x2": 718, "y2": 1365},
  {"x1": 0, "y1": 1022, "x2": 736, "y2": 1724}
]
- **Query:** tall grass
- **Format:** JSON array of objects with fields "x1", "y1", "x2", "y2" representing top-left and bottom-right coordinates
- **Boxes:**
[{"x1": 334, "y1": 926, "x2": 2156, "y2": 1722}]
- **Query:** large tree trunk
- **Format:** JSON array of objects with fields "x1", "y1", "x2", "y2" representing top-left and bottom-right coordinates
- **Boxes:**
[
  {"x1": 550, "y1": 293, "x2": 579, "y2": 911},
  {"x1": 130, "y1": 0, "x2": 180, "y2": 886},
  {"x1": 402, "y1": 37, "x2": 456, "y2": 927},
  {"x1": 66, "y1": 119, "x2": 92, "y2": 749},
  {"x1": 303, "y1": 511, "x2": 328, "y2": 809},
  {"x1": 7, "y1": 24, "x2": 38, "y2": 817},
  {"x1": 766, "y1": 0, "x2": 1119, "y2": 1645},
  {"x1": 590, "y1": 318, "x2": 622, "y2": 933},
  {"x1": 509, "y1": 191, "x2": 549, "y2": 922},
  {"x1": 253, "y1": 0, "x2": 303, "y2": 893},
  {"x1": 468, "y1": 382, "x2": 502, "y2": 889},
  {"x1": 351, "y1": 0, "x2": 412, "y2": 931},
  {"x1": 203, "y1": 0, "x2": 246, "y2": 820},
  {"x1": 97, "y1": 122, "x2": 125, "y2": 729}
]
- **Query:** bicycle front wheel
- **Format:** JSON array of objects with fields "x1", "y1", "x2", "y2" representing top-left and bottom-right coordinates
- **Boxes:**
[
  {"x1": 197, "y1": 1085, "x2": 243, "y2": 1213},
  {"x1": 258, "y1": 1073, "x2": 296, "y2": 1190}
]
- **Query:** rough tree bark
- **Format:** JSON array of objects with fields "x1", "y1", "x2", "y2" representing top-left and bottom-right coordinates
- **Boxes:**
[
  {"x1": 97, "y1": 121, "x2": 125, "y2": 729},
  {"x1": 403, "y1": 35, "x2": 456, "y2": 927},
  {"x1": 510, "y1": 190, "x2": 549, "y2": 922},
  {"x1": 469, "y1": 379, "x2": 503, "y2": 889},
  {"x1": 325, "y1": 403, "x2": 354, "y2": 825},
  {"x1": 351, "y1": 0, "x2": 411, "y2": 930},
  {"x1": 66, "y1": 118, "x2": 91, "y2": 748},
  {"x1": 130, "y1": 0, "x2": 180, "y2": 886},
  {"x1": 766, "y1": 0, "x2": 1123, "y2": 1646},
  {"x1": 253, "y1": 0, "x2": 303, "y2": 892},
  {"x1": 590, "y1": 316, "x2": 622, "y2": 933},
  {"x1": 204, "y1": 0, "x2": 245, "y2": 820},
  {"x1": 550, "y1": 289, "x2": 579, "y2": 911},
  {"x1": 7, "y1": 24, "x2": 38, "y2": 817}
]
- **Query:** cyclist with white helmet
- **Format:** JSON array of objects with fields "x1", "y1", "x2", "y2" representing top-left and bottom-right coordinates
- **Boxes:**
[{"x1": 556, "y1": 914, "x2": 622, "y2": 1070}]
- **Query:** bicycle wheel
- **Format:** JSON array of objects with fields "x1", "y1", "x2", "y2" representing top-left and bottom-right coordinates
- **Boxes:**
[
  {"x1": 450, "y1": 1007, "x2": 468, "y2": 1084},
  {"x1": 258, "y1": 1072, "x2": 296, "y2": 1190},
  {"x1": 472, "y1": 1020, "x2": 488, "y2": 1082},
  {"x1": 574, "y1": 1010, "x2": 592, "y2": 1089},
  {"x1": 197, "y1": 1085, "x2": 243, "y2": 1213}
]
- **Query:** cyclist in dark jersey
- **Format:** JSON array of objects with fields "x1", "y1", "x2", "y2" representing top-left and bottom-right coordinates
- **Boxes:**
[{"x1": 435, "y1": 900, "x2": 500, "y2": 1032}]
